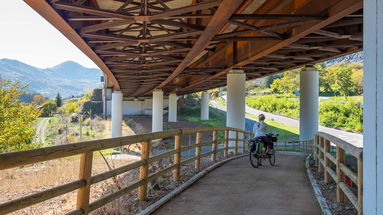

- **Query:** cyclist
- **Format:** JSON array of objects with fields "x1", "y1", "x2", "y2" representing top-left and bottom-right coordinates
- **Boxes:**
[{"x1": 252, "y1": 114, "x2": 276, "y2": 155}]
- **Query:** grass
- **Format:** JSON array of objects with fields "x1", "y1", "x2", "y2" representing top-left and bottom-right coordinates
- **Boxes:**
[
  {"x1": 180, "y1": 103, "x2": 299, "y2": 142},
  {"x1": 246, "y1": 113, "x2": 299, "y2": 142},
  {"x1": 179, "y1": 105, "x2": 226, "y2": 128}
]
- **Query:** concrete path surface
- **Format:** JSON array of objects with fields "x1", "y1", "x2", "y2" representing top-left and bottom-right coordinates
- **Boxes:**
[{"x1": 153, "y1": 153, "x2": 321, "y2": 215}]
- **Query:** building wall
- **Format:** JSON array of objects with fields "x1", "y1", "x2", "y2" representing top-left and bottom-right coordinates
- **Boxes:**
[{"x1": 106, "y1": 98, "x2": 168, "y2": 116}]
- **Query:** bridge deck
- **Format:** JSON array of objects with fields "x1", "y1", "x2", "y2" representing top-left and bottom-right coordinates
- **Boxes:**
[{"x1": 154, "y1": 153, "x2": 321, "y2": 215}]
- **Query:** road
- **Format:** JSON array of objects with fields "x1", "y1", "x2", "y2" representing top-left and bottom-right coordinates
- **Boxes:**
[
  {"x1": 210, "y1": 100, "x2": 363, "y2": 148},
  {"x1": 34, "y1": 118, "x2": 49, "y2": 144}
]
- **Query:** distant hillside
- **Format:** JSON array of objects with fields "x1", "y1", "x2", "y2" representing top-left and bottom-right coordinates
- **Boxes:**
[
  {"x1": 0, "y1": 59, "x2": 102, "y2": 98},
  {"x1": 326, "y1": 52, "x2": 363, "y2": 65}
]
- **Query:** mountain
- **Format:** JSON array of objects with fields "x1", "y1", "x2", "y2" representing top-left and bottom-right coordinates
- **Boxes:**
[{"x1": 0, "y1": 59, "x2": 102, "y2": 98}]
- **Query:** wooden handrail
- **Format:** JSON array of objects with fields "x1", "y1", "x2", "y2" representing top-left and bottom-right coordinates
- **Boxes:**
[
  {"x1": 314, "y1": 132, "x2": 363, "y2": 215},
  {"x1": 0, "y1": 126, "x2": 252, "y2": 214}
]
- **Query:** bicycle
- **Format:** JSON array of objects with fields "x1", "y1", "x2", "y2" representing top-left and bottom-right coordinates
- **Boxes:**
[{"x1": 248, "y1": 133, "x2": 277, "y2": 168}]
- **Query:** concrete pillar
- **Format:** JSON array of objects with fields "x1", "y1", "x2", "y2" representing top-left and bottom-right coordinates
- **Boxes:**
[
  {"x1": 299, "y1": 66, "x2": 319, "y2": 141},
  {"x1": 111, "y1": 91, "x2": 123, "y2": 138},
  {"x1": 226, "y1": 70, "x2": 246, "y2": 152},
  {"x1": 363, "y1": 1, "x2": 383, "y2": 214},
  {"x1": 152, "y1": 89, "x2": 163, "y2": 132},
  {"x1": 201, "y1": 92, "x2": 209, "y2": 120},
  {"x1": 168, "y1": 93, "x2": 177, "y2": 122}
]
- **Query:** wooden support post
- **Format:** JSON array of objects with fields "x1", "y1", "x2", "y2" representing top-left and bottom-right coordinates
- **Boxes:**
[
  {"x1": 242, "y1": 132, "x2": 246, "y2": 153},
  {"x1": 234, "y1": 131, "x2": 238, "y2": 155},
  {"x1": 139, "y1": 140, "x2": 150, "y2": 201},
  {"x1": 76, "y1": 152, "x2": 93, "y2": 215},
  {"x1": 318, "y1": 137, "x2": 324, "y2": 172},
  {"x1": 211, "y1": 130, "x2": 217, "y2": 161},
  {"x1": 224, "y1": 129, "x2": 229, "y2": 158},
  {"x1": 336, "y1": 146, "x2": 345, "y2": 203},
  {"x1": 195, "y1": 132, "x2": 202, "y2": 170},
  {"x1": 357, "y1": 154, "x2": 363, "y2": 215},
  {"x1": 315, "y1": 136, "x2": 319, "y2": 166},
  {"x1": 173, "y1": 135, "x2": 181, "y2": 181},
  {"x1": 324, "y1": 139, "x2": 331, "y2": 183}
]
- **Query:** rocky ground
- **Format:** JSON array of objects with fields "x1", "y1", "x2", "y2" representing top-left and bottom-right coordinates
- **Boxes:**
[{"x1": 312, "y1": 169, "x2": 357, "y2": 215}]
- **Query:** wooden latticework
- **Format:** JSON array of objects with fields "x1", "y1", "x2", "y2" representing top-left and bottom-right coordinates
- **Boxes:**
[{"x1": 25, "y1": 0, "x2": 363, "y2": 97}]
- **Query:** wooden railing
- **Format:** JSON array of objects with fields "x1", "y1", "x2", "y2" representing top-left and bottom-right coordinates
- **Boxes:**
[
  {"x1": 0, "y1": 127, "x2": 252, "y2": 215},
  {"x1": 314, "y1": 132, "x2": 363, "y2": 215},
  {"x1": 275, "y1": 139, "x2": 314, "y2": 153}
]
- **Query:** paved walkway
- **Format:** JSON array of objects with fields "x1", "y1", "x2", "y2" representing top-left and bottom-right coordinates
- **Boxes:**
[
  {"x1": 210, "y1": 100, "x2": 363, "y2": 148},
  {"x1": 154, "y1": 153, "x2": 320, "y2": 215}
]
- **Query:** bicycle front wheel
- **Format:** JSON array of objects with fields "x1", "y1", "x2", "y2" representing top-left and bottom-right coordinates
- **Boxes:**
[
  {"x1": 249, "y1": 148, "x2": 259, "y2": 168},
  {"x1": 268, "y1": 149, "x2": 276, "y2": 166}
]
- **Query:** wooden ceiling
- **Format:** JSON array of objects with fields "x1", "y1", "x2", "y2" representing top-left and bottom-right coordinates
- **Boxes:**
[{"x1": 25, "y1": 0, "x2": 363, "y2": 97}]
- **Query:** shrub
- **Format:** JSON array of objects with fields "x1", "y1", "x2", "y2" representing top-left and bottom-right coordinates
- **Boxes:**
[
  {"x1": 64, "y1": 102, "x2": 79, "y2": 115},
  {"x1": 246, "y1": 95, "x2": 363, "y2": 132}
]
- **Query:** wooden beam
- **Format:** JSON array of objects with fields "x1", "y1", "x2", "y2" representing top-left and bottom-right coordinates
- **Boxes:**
[
  {"x1": 182, "y1": 0, "x2": 363, "y2": 91},
  {"x1": 231, "y1": 14, "x2": 326, "y2": 20},
  {"x1": 150, "y1": 1, "x2": 220, "y2": 20},
  {"x1": 152, "y1": 0, "x2": 246, "y2": 90}
]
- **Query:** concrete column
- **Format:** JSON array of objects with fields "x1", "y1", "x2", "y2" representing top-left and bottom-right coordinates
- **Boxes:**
[
  {"x1": 363, "y1": 1, "x2": 383, "y2": 214},
  {"x1": 201, "y1": 92, "x2": 209, "y2": 120},
  {"x1": 152, "y1": 89, "x2": 163, "y2": 132},
  {"x1": 226, "y1": 70, "x2": 246, "y2": 152},
  {"x1": 168, "y1": 93, "x2": 177, "y2": 122},
  {"x1": 299, "y1": 66, "x2": 319, "y2": 141},
  {"x1": 111, "y1": 91, "x2": 123, "y2": 138}
]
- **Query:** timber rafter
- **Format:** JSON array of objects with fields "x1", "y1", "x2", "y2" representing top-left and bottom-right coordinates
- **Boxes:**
[{"x1": 24, "y1": 0, "x2": 363, "y2": 97}]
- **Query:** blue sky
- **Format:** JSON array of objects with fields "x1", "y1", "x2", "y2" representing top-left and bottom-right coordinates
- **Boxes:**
[{"x1": 0, "y1": 0, "x2": 97, "y2": 68}]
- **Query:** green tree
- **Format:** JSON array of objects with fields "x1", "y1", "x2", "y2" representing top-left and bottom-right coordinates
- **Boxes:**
[
  {"x1": 41, "y1": 100, "x2": 57, "y2": 117},
  {"x1": 0, "y1": 80, "x2": 41, "y2": 152},
  {"x1": 351, "y1": 67, "x2": 363, "y2": 95},
  {"x1": 324, "y1": 63, "x2": 358, "y2": 98},
  {"x1": 270, "y1": 69, "x2": 300, "y2": 93},
  {"x1": 56, "y1": 92, "x2": 62, "y2": 107}
]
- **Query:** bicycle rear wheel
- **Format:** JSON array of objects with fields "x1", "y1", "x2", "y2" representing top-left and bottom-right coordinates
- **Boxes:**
[
  {"x1": 249, "y1": 146, "x2": 259, "y2": 168},
  {"x1": 268, "y1": 149, "x2": 276, "y2": 166}
]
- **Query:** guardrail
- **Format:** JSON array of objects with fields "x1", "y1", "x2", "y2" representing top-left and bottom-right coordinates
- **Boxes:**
[
  {"x1": 0, "y1": 127, "x2": 252, "y2": 215},
  {"x1": 314, "y1": 132, "x2": 363, "y2": 215}
]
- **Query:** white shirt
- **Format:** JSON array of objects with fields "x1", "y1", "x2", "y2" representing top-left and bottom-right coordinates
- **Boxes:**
[{"x1": 253, "y1": 121, "x2": 268, "y2": 137}]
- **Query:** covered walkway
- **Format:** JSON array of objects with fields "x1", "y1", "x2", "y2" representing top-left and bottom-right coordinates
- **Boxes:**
[{"x1": 154, "y1": 153, "x2": 321, "y2": 215}]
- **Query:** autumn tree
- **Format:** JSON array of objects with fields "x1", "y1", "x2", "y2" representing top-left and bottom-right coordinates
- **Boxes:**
[
  {"x1": 0, "y1": 80, "x2": 41, "y2": 152},
  {"x1": 33, "y1": 94, "x2": 45, "y2": 105}
]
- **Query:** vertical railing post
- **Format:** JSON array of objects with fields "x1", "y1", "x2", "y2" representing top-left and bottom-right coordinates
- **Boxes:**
[
  {"x1": 173, "y1": 135, "x2": 181, "y2": 181},
  {"x1": 324, "y1": 139, "x2": 331, "y2": 183},
  {"x1": 211, "y1": 130, "x2": 217, "y2": 162},
  {"x1": 195, "y1": 132, "x2": 202, "y2": 170},
  {"x1": 234, "y1": 131, "x2": 238, "y2": 155},
  {"x1": 357, "y1": 153, "x2": 363, "y2": 215},
  {"x1": 336, "y1": 146, "x2": 345, "y2": 203},
  {"x1": 139, "y1": 140, "x2": 150, "y2": 201},
  {"x1": 242, "y1": 132, "x2": 246, "y2": 153},
  {"x1": 318, "y1": 137, "x2": 324, "y2": 173},
  {"x1": 76, "y1": 152, "x2": 93, "y2": 215},
  {"x1": 224, "y1": 129, "x2": 229, "y2": 158},
  {"x1": 315, "y1": 136, "x2": 319, "y2": 166}
]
